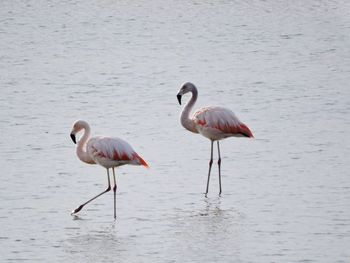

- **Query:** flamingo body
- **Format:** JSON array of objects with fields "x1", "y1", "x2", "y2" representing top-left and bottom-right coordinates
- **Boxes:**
[
  {"x1": 192, "y1": 106, "x2": 253, "y2": 141},
  {"x1": 69, "y1": 120, "x2": 148, "y2": 218},
  {"x1": 87, "y1": 137, "x2": 148, "y2": 169},
  {"x1": 176, "y1": 82, "x2": 253, "y2": 196}
]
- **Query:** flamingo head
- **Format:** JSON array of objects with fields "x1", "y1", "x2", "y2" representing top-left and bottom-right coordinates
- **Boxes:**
[
  {"x1": 177, "y1": 82, "x2": 196, "y2": 105},
  {"x1": 70, "y1": 120, "x2": 88, "y2": 144}
]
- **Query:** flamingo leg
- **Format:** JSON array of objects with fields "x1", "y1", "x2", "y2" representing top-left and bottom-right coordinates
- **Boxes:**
[
  {"x1": 205, "y1": 140, "x2": 214, "y2": 197},
  {"x1": 71, "y1": 169, "x2": 111, "y2": 215},
  {"x1": 112, "y1": 167, "x2": 117, "y2": 220},
  {"x1": 217, "y1": 141, "x2": 222, "y2": 196}
]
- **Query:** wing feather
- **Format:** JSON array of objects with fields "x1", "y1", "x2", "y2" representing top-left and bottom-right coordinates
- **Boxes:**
[
  {"x1": 193, "y1": 107, "x2": 253, "y2": 137},
  {"x1": 87, "y1": 137, "x2": 148, "y2": 166}
]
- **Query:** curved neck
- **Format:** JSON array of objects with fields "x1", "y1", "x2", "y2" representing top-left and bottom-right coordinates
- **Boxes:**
[
  {"x1": 180, "y1": 88, "x2": 199, "y2": 133},
  {"x1": 76, "y1": 125, "x2": 95, "y2": 164}
]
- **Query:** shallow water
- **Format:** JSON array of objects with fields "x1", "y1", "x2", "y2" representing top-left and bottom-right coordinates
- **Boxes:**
[{"x1": 1, "y1": 0, "x2": 350, "y2": 262}]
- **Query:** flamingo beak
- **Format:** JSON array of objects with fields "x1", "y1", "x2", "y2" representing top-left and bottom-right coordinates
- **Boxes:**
[
  {"x1": 70, "y1": 133, "x2": 76, "y2": 144},
  {"x1": 177, "y1": 94, "x2": 182, "y2": 105}
]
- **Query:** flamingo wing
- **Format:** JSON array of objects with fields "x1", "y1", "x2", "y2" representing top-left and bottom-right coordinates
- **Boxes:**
[
  {"x1": 193, "y1": 106, "x2": 254, "y2": 138},
  {"x1": 87, "y1": 137, "x2": 148, "y2": 167}
]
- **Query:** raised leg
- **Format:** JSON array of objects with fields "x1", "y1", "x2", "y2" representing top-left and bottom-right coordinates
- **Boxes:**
[
  {"x1": 217, "y1": 141, "x2": 222, "y2": 196},
  {"x1": 112, "y1": 167, "x2": 117, "y2": 220},
  {"x1": 205, "y1": 140, "x2": 214, "y2": 197},
  {"x1": 71, "y1": 169, "x2": 111, "y2": 215}
]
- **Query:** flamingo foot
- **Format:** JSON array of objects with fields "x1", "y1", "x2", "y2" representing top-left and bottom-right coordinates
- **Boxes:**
[{"x1": 71, "y1": 204, "x2": 84, "y2": 215}]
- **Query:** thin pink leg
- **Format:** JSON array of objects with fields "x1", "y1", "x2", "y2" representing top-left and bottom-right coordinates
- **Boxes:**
[
  {"x1": 205, "y1": 140, "x2": 214, "y2": 197},
  {"x1": 71, "y1": 169, "x2": 111, "y2": 215},
  {"x1": 112, "y1": 167, "x2": 117, "y2": 220},
  {"x1": 217, "y1": 141, "x2": 222, "y2": 196}
]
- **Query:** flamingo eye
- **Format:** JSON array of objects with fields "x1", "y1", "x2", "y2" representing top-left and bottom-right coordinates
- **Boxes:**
[{"x1": 73, "y1": 123, "x2": 80, "y2": 131}]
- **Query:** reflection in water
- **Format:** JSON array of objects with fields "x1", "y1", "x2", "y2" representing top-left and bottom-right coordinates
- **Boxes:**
[
  {"x1": 71, "y1": 215, "x2": 85, "y2": 221},
  {"x1": 159, "y1": 197, "x2": 243, "y2": 262},
  {"x1": 200, "y1": 197, "x2": 224, "y2": 216},
  {"x1": 165, "y1": 197, "x2": 244, "y2": 262},
  {"x1": 63, "y1": 223, "x2": 121, "y2": 261}
]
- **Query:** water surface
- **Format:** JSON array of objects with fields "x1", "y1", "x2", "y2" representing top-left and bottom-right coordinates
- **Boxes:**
[{"x1": 1, "y1": 0, "x2": 350, "y2": 262}]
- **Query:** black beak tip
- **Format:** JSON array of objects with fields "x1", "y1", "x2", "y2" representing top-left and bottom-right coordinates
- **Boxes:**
[
  {"x1": 177, "y1": 94, "x2": 182, "y2": 105},
  {"x1": 70, "y1": 133, "x2": 76, "y2": 144}
]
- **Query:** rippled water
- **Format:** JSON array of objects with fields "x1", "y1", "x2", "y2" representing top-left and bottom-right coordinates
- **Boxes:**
[{"x1": 1, "y1": 0, "x2": 350, "y2": 262}]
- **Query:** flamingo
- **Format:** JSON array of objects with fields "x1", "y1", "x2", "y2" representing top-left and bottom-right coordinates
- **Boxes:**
[
  {"x1": 69, "y1": 120, "x2": 148, "y2": 219},
  {"x1": 176, "y1": 82, "x2": 254, "y2": 197}
]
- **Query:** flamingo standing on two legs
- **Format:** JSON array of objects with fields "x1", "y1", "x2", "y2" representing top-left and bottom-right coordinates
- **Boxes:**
[
  {"x1": 176, "y1": 82, "x2": 254, "y2": 197},
  {"x1": 70, "y1": 120, "x2": 148, "y2": 219}
]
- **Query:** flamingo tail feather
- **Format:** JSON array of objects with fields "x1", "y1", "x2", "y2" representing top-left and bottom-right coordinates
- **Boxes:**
[{"x1": 239, "y1": 123, "x2": 254, "y2": 138}]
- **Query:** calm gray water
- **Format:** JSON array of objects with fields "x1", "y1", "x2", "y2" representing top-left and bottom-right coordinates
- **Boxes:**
[{"x1": 1, "y1": 0, "x2": 350, "y2": 262}]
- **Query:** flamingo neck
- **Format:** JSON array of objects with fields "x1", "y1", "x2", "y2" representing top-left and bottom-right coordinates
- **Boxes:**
[
  {"x1": 180, "y1": 88, "x2": 199, "y2": 133},
  {"x1": 76, "y1": 125, "x2": 95, "y2": 164}
]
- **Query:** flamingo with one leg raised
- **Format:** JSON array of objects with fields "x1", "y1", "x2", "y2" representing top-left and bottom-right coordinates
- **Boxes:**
[
  {"x1": 70, "y1": 120, "x2": 148, "y2": 219},
  {"x1": 176, "y1": 82, "x2": 253, "y2": 197}
]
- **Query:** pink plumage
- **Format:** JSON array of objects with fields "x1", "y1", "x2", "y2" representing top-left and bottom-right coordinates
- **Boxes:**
[
  {"x1": 193, "y1": 106, "x2": 254, "y2": 140},
  {"x1": 88, "y1": 137, "x2": 148, "y2": 168},
  {"x1": 69, "y1": 120, "x2": 148, "y2": 219},
  {"x1": 177, "y1": 82, "x2": 253, "y2": 196}
]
